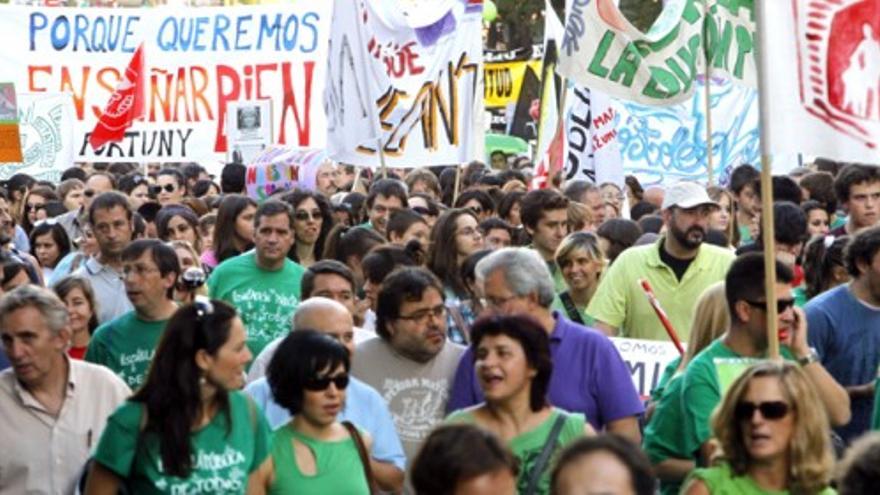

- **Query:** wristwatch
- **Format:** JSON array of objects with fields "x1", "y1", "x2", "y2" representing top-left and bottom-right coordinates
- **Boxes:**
[{"x1": 798, "y1": 347, "x2": 820, "y2": 367}]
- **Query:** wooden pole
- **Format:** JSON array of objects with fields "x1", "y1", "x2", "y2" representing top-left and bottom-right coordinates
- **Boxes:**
[
  {"x1": 704, "y1": 77, "x2": 715, "y2": 186},
  {"x1": 755, "y1": 0, "x2": 780, "y2": 359},
  {"x1": 453, "y1": 164, "x2": 462, "y2": 205},
  {"x1": 377, "y1": 139, "x2": 388, "y2": 179}
]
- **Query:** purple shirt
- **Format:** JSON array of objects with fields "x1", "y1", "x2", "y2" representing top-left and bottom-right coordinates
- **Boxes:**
[{"x1": 447, "y1": 312, "x2": 644, "y2": 430}]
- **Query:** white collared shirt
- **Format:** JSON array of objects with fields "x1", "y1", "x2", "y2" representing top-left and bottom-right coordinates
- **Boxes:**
[{"x1": 0, "y1": 357, "x2": 130, "y2": 495}]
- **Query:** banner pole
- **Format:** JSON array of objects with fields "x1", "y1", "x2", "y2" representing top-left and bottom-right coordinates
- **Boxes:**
[
  {"x1": 377, "y1": 139, "x2": 388, "y2": 179},
  {"x1": 755, "y1": 0, "x2": 779, "y2": 360},
  {"x1": 453, "y1": 164, "x2": 462, "y2": 204}
]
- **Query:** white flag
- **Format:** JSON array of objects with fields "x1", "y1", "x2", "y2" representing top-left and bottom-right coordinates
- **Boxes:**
[
  {"x1": 561, "y1": 85, "x2": 624, "y2": 186},
  {"x1": 758, "y1": 0, "x2": 880, "y2": 163},
  {"x1": 324, "y1": 0, "x2": 483, "y2": 168}
]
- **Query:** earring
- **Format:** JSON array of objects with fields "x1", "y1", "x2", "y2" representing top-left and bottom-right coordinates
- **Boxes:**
[{"x1": 199, "y1": 375, "x2": 207, "y2": 386}]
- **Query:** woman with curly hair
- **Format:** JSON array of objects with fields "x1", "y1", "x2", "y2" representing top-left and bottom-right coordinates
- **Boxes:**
[{"x1": 682, "y1": 361, "x2": 835, "y2": 495}]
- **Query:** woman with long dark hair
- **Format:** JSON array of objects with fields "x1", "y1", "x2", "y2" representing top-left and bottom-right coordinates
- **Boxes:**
[
  {"x1": 29, "y1": 221, "x2": 71, "y2": 281},
  {"x1": 282, "y1": 189, "x2": 334, "y2": 268},
  {"x1": 85, "y1": 299, "x2": 270, "y2": 494},
  {"x1": 156, "y1": 205, "x2": 203, "y2": 254},
  {"x1": 205, "y1": 194, "x2": 257, "y2": 268},
  {"x1": 428, "y1": 208, "x2": 483, "y2": 343}
]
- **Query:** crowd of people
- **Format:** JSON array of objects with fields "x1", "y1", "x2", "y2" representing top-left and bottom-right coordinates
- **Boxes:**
[{"x1": 3, "y1": 157, "x2": 880, "y2": 494}]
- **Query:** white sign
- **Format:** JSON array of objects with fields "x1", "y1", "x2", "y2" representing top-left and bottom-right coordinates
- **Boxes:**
[
  {"x1": 227, "y1": 100, "x2": 272, "y2": 166},
  {"x1": 759, "y1": 0, "x2": 880, "y2": 163},
  {"x1": 610, "y1": 337, "x2": 682, "y2": 397},
  {"x1": 324, "y1": 0, "x2": 483, "y2": 168}
]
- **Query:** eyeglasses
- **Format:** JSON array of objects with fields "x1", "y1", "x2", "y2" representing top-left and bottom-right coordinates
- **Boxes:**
[
  {"x1": 304, "y1": 374, "x2": 350, "y2": 391},
  {"x1": 480, "y1": 294, "x2": 520, "y2": 308},
  {"x1": 294, "y1": 209, "x2": 322, "y2": 222},
  {"x1": 734, "y1": 400, "x2": 791, "y2": 421},
  {"x1": 155, "y1": 184, "x2": 176, "y2": 193},
  {"x1": 397, "y1": 304, "x2": 446, "y2": 323},
  {"x1": 121, "y1": 265, "x2": 160, "y2": 278},
  {"x1": 83, "y1": 189, "x2": 96, "y2": 198},
  {"x1": 744, "y1": 298, "x2": 795, "y2": 314}
]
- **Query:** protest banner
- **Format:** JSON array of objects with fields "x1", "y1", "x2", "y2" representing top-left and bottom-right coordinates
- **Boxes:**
[
  {"x1": 0, "y1": 4, "x2": 331, "y2": 163},
  {"x1": 561, "y1": 84, "x2": 625, "y2": 186},
  {"x1": 0, "y1": 83, "x2": 23, "y2": 163},
  {"x1": 484, "y1": 60, "x2": 542, "y2": 109},
  {"x1": 610, "y1": 337, "x2": 681, "y2": 398},
  {"x1": 616, "y1": 77, "x2": 761, "y2": 186},
  {"x1": 245, "y1": 147, "x2": 326, "y2": 201},
  {"x1": 758, "y1": 0, "x2": 880, "y2": 163},
  {"x1": 0, "y1": 92, "x2": 75, "y2": 183},
  {"x1": 324, "y1": 0, "x2": 483, "y2": 168},
  {"x1": 558, "y1": 0, "x2": 756, "y2": 106}
]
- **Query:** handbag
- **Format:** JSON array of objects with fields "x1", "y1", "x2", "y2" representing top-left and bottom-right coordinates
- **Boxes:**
[{"x1": 342, "y1": 421, "x2": 378, "y2": 494}]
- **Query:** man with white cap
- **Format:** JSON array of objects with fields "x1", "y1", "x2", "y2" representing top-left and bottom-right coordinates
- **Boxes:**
[{"x1": 587, "y1": 182, "x2": 735, "y2": 341}]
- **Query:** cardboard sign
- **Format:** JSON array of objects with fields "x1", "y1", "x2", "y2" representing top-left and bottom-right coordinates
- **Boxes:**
[
  {"x1": 227, "y1": 99, "x2": 272, "y2": 166},
  {"x1": 610, "y1": 337, "x2": 682, "y2": 397}
]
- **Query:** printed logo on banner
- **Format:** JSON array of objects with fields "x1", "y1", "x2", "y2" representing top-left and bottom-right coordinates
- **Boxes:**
[{"x1": 794, "y1": 0, "x2": 880, "y2": 150}]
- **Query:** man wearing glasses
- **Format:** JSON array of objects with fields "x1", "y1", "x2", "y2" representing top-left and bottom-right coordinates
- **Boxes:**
[
  {"x1": 678, "y1": 253, "x2": 849, "y2": 472},
  {"x1": 352, "y1": 267, "x2": 465, "y2": 464},
  {"x1": 85, "y1": 239, "x2": 180, "y2": 389},
  {"x1": 447, "y1": 247, "x2": 643, "y2": 444}
]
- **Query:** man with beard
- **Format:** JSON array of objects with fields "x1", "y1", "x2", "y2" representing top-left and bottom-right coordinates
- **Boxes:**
[{"x1": 587, "y1": 182, "x2": 734, "y2": 340}]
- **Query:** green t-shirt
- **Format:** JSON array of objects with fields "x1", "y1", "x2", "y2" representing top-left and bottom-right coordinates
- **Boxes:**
[
  {"x1": 84, "y1": 311, "x2": 168, "y2": 390},
  {"x1": 586, "y1": 238, "x2": 734, "y2": 340},
  {"x1": 792, "y1": 286, "x2": 808, "y2": 308},
  {"x1": 267, "y1": 424, "x2": 370, "y2": 495},
  {"x1": 650, "y1": 357, "x2": 681, "y2": 403},
  {"x1": 447, "y1": 408, "x2": 585, "y2": 495},
  {"x1": 738, "y1": 225, "x2": 754, "y2": 245},
  {"x1": 681, "y1": 340, "x2": 795, "y2": 460},
  {"x1": 208, "y1": 252, "x2": 305, "y2": 359},
  {"x1": 686, "y1": 462, "x2": 836, "y2": 494},
  {"x1": 93, "y1": 391, "x2": 271, "y2": 494},
  {"x1": 643, "y1": 371, "x2": 687, "y2": 495},
  {"x1": 871, "y1": 370, "x2": 880, "y2": 430}
]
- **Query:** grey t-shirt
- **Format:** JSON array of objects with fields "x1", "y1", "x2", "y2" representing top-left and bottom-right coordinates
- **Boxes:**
[{"x1": 352, "y1": 338, "x2": 465, "y2": 462}]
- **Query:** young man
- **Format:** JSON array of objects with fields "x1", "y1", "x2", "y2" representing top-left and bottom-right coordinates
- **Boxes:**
[
  {"x1": 588, "y1": 182, "x2": 734, "y2": 340},
  {"x1": 364, "y1": 178, "x2": 408, "y2": 237},
  {"x1": 208, "y1": 200, "x2": 306, "y2": 359},
  {"x1": 679, "y1": 253, "x2": 849, "y2": 465},
  {"x1": 831, "y1": 164, "x2": 880, "y2": 236},
  {"x1": 729, "y1": 164, "x2": 761, "y2": 244},
  {"x1": 807, "y1": 227, "x2": 880, "y2": 443},
  {"x1": 448, "y1": 248, "x2": 644, "y2": 444},
  {"x1": 521, "y1": 189, "x2": 570, "y2": 293},
  {"x1": 0, "y1": 286, "x2": 129, "y2": 494},
  {"x1": 75, "y1": 191, "x2": 134, "y2": 324},
  {"x1": 85, "y1": 239, "x2": 180, "y2": 389},
  {"x1": 352, "y1": 267, "x2": 465, "y2": 463}
]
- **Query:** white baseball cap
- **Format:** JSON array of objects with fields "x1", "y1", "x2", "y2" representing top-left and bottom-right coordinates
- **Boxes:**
[{"x1": 661, "y1": 182, "x2": 719, "y2": 210}]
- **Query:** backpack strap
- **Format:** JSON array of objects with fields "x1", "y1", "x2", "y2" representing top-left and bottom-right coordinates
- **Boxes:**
[
  {"x1": 342, "y1": 421, "x2": 376, "y2": 494},
  {"x1": 559, "y1": 292, "x2": 585, "y2": 325},
  {"x1": 523, "y1": 412, "x2": 567, "y2": 495}
]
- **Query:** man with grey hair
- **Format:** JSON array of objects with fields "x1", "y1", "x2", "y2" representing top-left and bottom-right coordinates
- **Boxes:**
[
  {"x1": 0, "y1": 285, "x2": 130, "y2": 494},
  {"x1": 447, "y1": 247, "x2": 644, "y2": 444},
  {"x1": 244, "y1": 297, "x2": 406, "y2": 492},
  {"x1": 564, "y1": 179, "x2": 606, "y2": 226}
]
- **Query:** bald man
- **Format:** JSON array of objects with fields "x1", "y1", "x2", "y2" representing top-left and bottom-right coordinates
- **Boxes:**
[{"x1": 244, "y1": 297, "x2": 405, "y2": 491}]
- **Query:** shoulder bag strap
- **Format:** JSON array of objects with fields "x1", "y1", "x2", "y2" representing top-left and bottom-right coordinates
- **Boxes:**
[
  {"x1": 523, "y1": 413, "x2": 568, "y2": 495},
  {"x1": 559, "y1": 292, "x2": 585, "y2": 325},
  {"x1": 342, "y1": 421, "x2": 376, "y2": 494}
]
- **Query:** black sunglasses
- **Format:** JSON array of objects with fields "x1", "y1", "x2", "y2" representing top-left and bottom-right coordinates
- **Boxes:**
[
  {"x1": 744, "y1": 298, "x2": 795, "y2": 314},
  {"x1": 83, "y1": 189, "x2": 96, "y2": 198},
  {"x1": 304, "y1": 374, "x2": 349, "y2": 391},
  {"x1": 294, "y1": 210, "x2": 322, "y2": 222},
  {"x1": 734, "y1": 400, "x2": 791, "y2": 421}
]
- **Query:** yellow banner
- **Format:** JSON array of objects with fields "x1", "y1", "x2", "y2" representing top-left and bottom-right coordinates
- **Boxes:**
[{"x1": 483, "y1": 60, "x2": 541, "y2": 109}]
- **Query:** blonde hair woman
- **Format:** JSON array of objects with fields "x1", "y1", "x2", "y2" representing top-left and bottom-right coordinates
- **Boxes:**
[
  {"x1": 707, "y1": 186, "x2": 740, "y2": 247},
  {"x1": 683, "y1": 361, "x2": 835, "y2": 495},
  {"x1": 553, "y1": 232, "x2": 605, "y2": 326}
]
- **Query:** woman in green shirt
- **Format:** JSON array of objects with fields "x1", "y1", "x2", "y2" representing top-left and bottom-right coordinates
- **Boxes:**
[
  {"x1": 447, "y1": 315, "x2": 593, "y2": 495},
  {"x1": 553, "y1": 232, "x2": 606, "y2": 326},
  {"x1": 85, "y1": 298, "x2": 271, "y2": 494},
  {"x1": 259, "y1": 330, "x2": 371, "y2": 495},
  {"x1": 682, "y1": 362, "x2": 835, "y2": 495}
]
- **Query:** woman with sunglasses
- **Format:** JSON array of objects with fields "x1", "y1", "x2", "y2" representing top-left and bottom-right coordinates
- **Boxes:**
[
  {"x1": 257, "y1": 329, "x2": 372, "y2": 494},
  {"x1": 682, "y1": 361, "x2": 835, "y2": 495},
  {"x1": 21, "y1": 185, "x2": 58, "y2": 234},
  {"x1": 428, "y1": 208, "x2": 484, "y2": 344},
  {"x1": 282, "y1": 189, "x2": 334, "y2": 268},
  {"x1": 85, "y1": 299, "x2": 269, "y2": 494},
  {"x1": 447, "y1": 315, "x2": 592, "y2": 495}
]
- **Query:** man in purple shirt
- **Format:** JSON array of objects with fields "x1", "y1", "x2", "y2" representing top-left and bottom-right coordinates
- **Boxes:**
[{"x1": 448, "y1": 247, "x2": 644, "y2": 444}]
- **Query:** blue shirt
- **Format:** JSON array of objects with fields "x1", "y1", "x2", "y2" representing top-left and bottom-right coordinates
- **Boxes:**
[
  {"x1": 447, "y1": 312, "x2": 645, "y2": 430},
  {"x1": 244, "y1": 375, "x2": 407, "y2": 470},
  {"x1": 807, "y1": 283, "x2": 880, "y2": 443},
  {"x1": 0, "y1": 347, "x2": 9, "y2": 372}
]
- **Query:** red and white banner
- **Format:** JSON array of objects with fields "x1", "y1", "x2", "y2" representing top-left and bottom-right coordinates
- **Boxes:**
[
  {"x1": 89, "y1": 44, "x2": 145, "y2": 151},
  {"x1": 759, "y1": 0, "x2": 880, "y2": 162}
]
